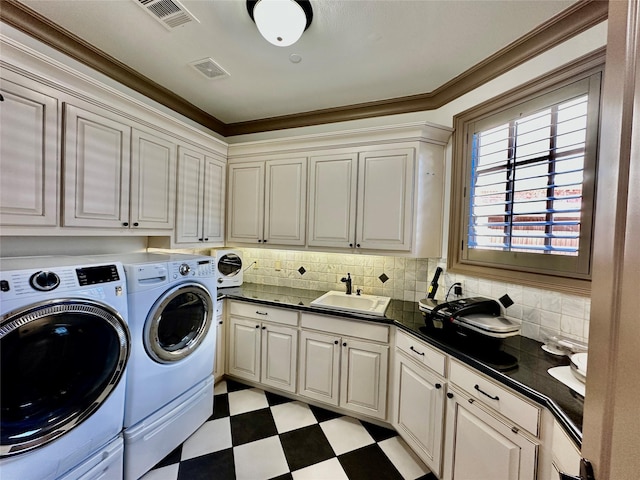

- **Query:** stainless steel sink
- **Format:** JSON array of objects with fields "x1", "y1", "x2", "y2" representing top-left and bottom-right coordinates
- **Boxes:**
[{"x1": 310, "y1": 291, "x2": 391, "y2": 317}]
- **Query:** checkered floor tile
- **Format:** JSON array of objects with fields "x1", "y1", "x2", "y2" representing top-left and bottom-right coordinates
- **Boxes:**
[{"x1": 140, "y1": 379, "x2": 436, "y2": 480}]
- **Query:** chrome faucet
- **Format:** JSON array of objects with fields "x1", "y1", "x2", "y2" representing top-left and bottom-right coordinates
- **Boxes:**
[{"x1": 341, "y1": 273, "x2": 352, "y2": 295}]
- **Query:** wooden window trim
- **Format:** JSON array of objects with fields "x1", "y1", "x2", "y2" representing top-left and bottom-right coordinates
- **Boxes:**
[{"x1": 448, "y1": 49, "x2": 606, "y2": 296}]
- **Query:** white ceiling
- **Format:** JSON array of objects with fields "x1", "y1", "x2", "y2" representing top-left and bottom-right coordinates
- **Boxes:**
[{"x1": 19, "y1": 0, "x2": 577, "y2": 124}]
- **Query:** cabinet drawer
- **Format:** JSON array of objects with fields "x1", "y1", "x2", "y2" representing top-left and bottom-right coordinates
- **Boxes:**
[
  {"x1": 395, "y1": 329, "x2": 446, "y2": 377},
  {"x1": 449, "y1": 360, "x2": 540, "y2": 436},
  {"x1": 229, "y1": 301, "x2": 298, "y2": 326},
  {"x1": 301, "y1": 313, "x2": 389, "y2": 343}
]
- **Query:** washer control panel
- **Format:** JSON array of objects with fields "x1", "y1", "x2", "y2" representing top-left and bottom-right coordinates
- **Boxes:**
[{"x1": 168, "y1": 259, "x2": 215, "y2": 280}]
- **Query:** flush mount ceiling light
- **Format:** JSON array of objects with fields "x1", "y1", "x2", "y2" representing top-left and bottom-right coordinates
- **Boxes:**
[{"x1": 247, "y1": 0, "x2": 313, "y2": 47}]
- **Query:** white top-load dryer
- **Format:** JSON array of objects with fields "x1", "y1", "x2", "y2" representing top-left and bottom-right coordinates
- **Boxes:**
[
  {"x1": 93, "y1": 252, "x2": 217, "y2": 479},
  {"x1": 0, "y1": 256, "x2": 129, "y2": 480}
]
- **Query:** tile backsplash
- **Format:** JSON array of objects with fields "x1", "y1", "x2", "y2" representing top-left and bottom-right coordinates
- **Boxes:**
[{"x1": 237, "y1": 247, "x2": 590, "y2": 345}]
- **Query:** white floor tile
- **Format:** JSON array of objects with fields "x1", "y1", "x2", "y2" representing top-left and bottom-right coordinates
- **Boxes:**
[
  {"x1": 320, "y1": 416, "x2": 374, "y2": 455},
  {"x1": 214, "y1": 379, "x2": 228, "y2": 395},
  {"x1": 271, "y1": 401, "x2": 317, "y2": 433},
  {"x1": 233, "y1": 436, "x2": 289, "y2": 480},
  {"x1": 292, "y1": 458, "x2": 349, "y2": 480},
  {"x1": 378, "y1": 436, "x2": 431, "y2": 480},
  {"x1": 181, "y1": 417, "x2": 232, "y2": 461},
  {"x1": 139, "y1": 463, "x2": 179, "y2": 480},
  {"x1": 228, "y1": 387, "x2": 269, "y2": 416}
]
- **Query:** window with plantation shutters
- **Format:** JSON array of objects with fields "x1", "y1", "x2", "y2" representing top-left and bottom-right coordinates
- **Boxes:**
[{"x1": 449, "y1": 59, "x2": 603, "y2": 292}]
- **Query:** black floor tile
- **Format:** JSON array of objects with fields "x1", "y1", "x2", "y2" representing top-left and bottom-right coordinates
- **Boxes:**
[
  {"x1": 279, "y1": 424, "x2": 336, "y2": 471},
  {"x1": 226, "y1": 379, "x2": 253, "y2": 392},
  {"x1": 361, "y1": 420, "x2": 399, "y2": 442},
  {"x1": 269, "y1": 474, "x2": 293, "y2": 480},
  {"x1": 308, "y1": 404, "x2": 344, "y2": 423},
  {"x1": 177, "y1": 448, "x2": 235, "y2": 480},
  {"x1": 211, "y1": 393, "x2": 229, "y2": 420},
  {"x1": 230, "y1": 408, "x2": 278, "y2": 446},
  {"x1": 152, "y1": 444, "x2": 182, "y2": 469},
  {"x1": 338, "y1": 444, "x2": 404, "y2": 480},
  {"x1": 416, "y1": 473, "x2": 439, "y2": 480},
  {"x1": 265, "y1": 389, "x2": 294, "y2": 406}
]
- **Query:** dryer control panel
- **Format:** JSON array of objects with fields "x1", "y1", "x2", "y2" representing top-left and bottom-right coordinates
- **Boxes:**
[{"x1": 168, "y1": 259, "x2": 215, "y2": 280}]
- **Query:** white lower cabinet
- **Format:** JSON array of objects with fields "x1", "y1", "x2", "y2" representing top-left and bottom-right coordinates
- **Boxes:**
[
  {"x1": 227, "y1": 302, "x2": 298, "y2": 393},
  {"x1": 299, "y1": 313, "x2": 389, "y2": 420},
  {"x1": 442, "y1": 387, "x2": 538, "y2": 480},
  {"x1": 393, "y1": 351, "x2": 446, "y2": 477}
]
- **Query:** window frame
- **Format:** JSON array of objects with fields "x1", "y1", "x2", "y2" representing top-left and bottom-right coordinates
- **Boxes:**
[{"x1": 448, "y1": 51, "x2": 605, "y2": 296}]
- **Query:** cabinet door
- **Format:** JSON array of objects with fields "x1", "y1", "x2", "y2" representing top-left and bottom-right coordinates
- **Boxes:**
[
  {"x1": 227, "y1": 162, "x2": 265, "y2": 243},
  {"x1": 228, "y1": 316, "x2": 261, "y2": 383},
  {"x1": 307, "y1": 153, "x2": 358, "y2": 248},
  {"x1": 299, "y1": 330, "x2": 341, "y2": 406},
  {"x1": 202, "y1": 156, "x2": 226, "y2": 244},
  {"x1": 340, "y1": 338, "x2": 388, "y2": 419},
  {"x1": 175, "y1": 147, "x2": 205, "y2": 243},
  {"x1": 130, "y1": 129, "x2": 176, "y2": 229},
  {"x1": 356, "y1": 148, "x2": 414, "y2": 250},
  {"x1": 443, "y1": 390, "x2": 537, "y2": 480},
  {"x1": 0, "y1": 79, "x2": 58, "y2": 227},
  {"x1": 264, "y1": 158, "x2": 307, "y2": 245},
  {"x1": 63, "y1": 104, "x2": 131, "y2": 227},
  {"x1": 394, "y1": 354, "x2": 445, "y2": 476},
  {"x1": 261, "y1": 324, "x2": 298, "y2": 393}
]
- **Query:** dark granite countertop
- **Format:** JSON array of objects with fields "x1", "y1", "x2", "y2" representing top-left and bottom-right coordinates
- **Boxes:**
[{"x1": 218, "y1": 283, "x2": 584, "y2": 446}]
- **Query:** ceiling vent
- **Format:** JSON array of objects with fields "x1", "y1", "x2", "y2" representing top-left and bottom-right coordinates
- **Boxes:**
[
  {"x1": 134, "y1": 0, "x2": 198, "y2": 30},
  {"x1": 189, "y1": 58, "x2": 230, "y2": 80}
]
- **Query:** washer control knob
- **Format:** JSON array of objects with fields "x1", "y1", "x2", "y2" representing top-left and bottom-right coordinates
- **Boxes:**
[
  {"x1": 179, "y1": 264, "x2": 191, "y2": 276},
  {"x1": 30, "y1": 271, "x2": 60, "y2": 291}
]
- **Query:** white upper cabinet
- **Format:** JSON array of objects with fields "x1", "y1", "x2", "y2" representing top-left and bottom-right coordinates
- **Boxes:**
[
  {"x1": 309, "y1": 148, "x2": 414, "y2": 251},
  {"x1": 63, "y1": 104, "x2": 131, "y2": 228},
  {"x1": 0, "y1": 78, "x2": 59, "y2": 227},
  {"x1": 175, "y1": 146, "x2": 226, "y2": 245},
  {"x1": 63, "y1": 104, "x2": 179, "y2": 230},
  {"x1": 307, "y1": 153, "x2": 358, "y2": 248},
  {"x1": 357, "y1": 148, "x2": 414, "y2": 250},
  {"x1": 227, "y1": 157, "x2": 307, "y2": 246},
  {"x1": 130, "y1": 129, "x2": 177, "y2": 229}
]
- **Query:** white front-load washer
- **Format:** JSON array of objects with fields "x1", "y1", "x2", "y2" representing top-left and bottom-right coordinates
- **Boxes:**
[
  {"x1": 101, "y1": 252, "x2": 217, "y2": 480},
  {"x1": 0, "y1": 256, "x2": 129, "y2": 480}
]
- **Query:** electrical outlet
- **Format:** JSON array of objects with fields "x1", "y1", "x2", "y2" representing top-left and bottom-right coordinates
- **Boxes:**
[
  {"x1": 454, "y1": 283, "x2": 463, "y2": 296},
  {"x1": 252, "y1": 261, "x2": 258, "y2": 269},
  {"x1": 275, "y1": 260, "x2": 281, "y2": 271}
]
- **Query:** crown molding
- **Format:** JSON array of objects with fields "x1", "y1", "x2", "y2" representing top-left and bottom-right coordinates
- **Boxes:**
[{"x1": 1, "y1": 0, "x2": 608, "y2": 137}]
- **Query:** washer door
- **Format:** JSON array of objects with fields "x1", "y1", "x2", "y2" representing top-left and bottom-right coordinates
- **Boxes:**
[
  {"x1": 218, "y1": 253, "x2": 242, "y2": 278},
  {"x1": 144, "y1": 283, "x2": 213, "y2": 364},
  {"x1": 0, "y1": 299, "x2": 129, "y2": 457}
]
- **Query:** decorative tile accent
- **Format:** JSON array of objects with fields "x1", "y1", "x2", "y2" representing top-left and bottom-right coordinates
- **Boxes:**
[
  {"x1": 379, "y1": 273, "x2": 389, "y2": 284},
  {"x1": 298, "y1": 266, "x2": 306, "y2": 275}
]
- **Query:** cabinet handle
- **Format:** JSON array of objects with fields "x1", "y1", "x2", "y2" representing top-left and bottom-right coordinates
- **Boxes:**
[
  {"x1": 474, "y1": 384, "x2": 499, "y2": 401},
  {"x1": 122, "y1": 222, "x2": 129, "y2": 227},
  {"x1": 199, "y1": 238, "x2": 204, "y2": 241},
  {"x1": 255, "y1": 325, "x2": 260, "y2": 328},
  {"x1": 258, "y1": 239, "x2": 262, "y2": 243},
  {"x1": 446, "y1": 392, "x2": 454, "y2": 399},
  {"x1": 410, "y1": 346, "x2": 425, "y2": 356},
  {"x1": 342, "y1": 342, "x2": 347, "y2": 347},
  {"x1": 435, "y1": 383, "x2": 442, "y2": 389},
  {"x1": 204, "y1": 238, "x2": 208, "y2": 241},
  {"x1": 262, "y1": 326, "x2": 266, "y2": 330},
  {"x1": 511, "y1": 426, "x2": 519, "y2": 434},
  {"x1": 334, "y1": 340, "x2": 339, "y2": 344},
  {"x1": 256, "y1": 311, "x2": 268, "y2": 316},
  {"x1": 133, "y1": 222, "x2": 139, "y2": 227},
  {"x1": 349, "y1": 243, "x2": 353, "y2": 247},
  {"x1": 218, "y1": 321, "x2": 223, "y2": 325},
  {"x1": 356, "y1": 243, "x2": 361, "y2": 248},
  {"x1": 468, "y1": 398, "x2": 475, "y2": 404},
  {"x1": 263, "y1": 239, "x2": 267, "y2": 243}
]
